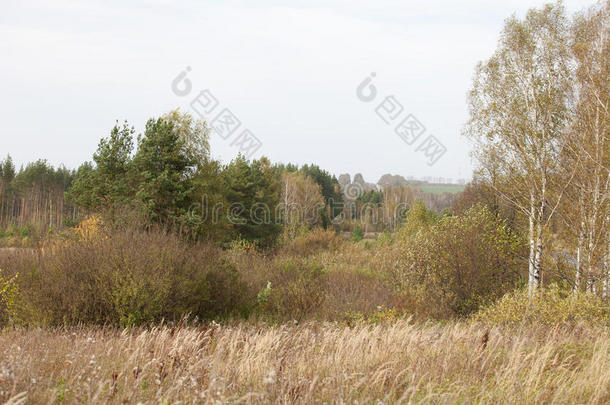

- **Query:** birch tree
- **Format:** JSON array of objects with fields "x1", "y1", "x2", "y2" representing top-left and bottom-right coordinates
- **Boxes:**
[
  {"x1": 280, "y1": 171, "x2": 325, "y2": 240},
  {"x1": 564, "y1": 1, "x2": 609, "y2": 294},
  {"x1": 464, "y1": 3, "x2": 573, "y2": 295}
]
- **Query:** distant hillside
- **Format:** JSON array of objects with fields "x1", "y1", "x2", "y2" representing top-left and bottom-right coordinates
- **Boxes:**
[
  {"x1": 338, "y1": 173, "x2": 466, "y2": 196},
  {"x1": 418, "y1": 184, "x2": 465, "y2": 195},
  {"x1": 377, "y1": 174, "x2": 410, "y2": 188}
]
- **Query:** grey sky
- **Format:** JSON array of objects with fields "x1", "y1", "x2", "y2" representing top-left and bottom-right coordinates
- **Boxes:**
[{"x1": 0, "y1": 0, "x2": 595, "y2": 183}]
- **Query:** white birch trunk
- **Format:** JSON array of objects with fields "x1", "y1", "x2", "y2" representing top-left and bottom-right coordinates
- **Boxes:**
[
  {"x1": 575, "y1": 233, "x2": 582, "y2": 293},
  {"x1": 528, "y1": 194, "x2": 537, "y2": 296}
]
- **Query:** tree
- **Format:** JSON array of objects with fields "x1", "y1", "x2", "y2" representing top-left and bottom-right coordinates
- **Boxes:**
[
  {"x1": 162, "y1": 109, "x2": 210, "y2": 168},
  {"x1": 133, "y1": 117, "x2": 196, "y2": 227},
  {"x1": 0, "y1": 155, "x2": 16, "y2": 226},
  {"x1": 452, "y1": 177, "x2": 522, "y2": 232},
  {"x1": 222, "y1": 155, "x2": 281, "y2": 247},
  {"x1": 68, "y1": 121, "x2": 135, "y2": 221},
  {"x1": 300, "y1": 164, "x2": 344, "y2": 220},
  {"x1": 465, "y1": 2, "x2": 573, "y2": 295},
  {"x1": 279, "y1": 170, "x2": 325, "y2": 240},
  {"x1": 561, "y1": 2, "x2": 609, "y2": 295},
  {"x1": 189, "y1": 158, "x2": 230, "y2": 241},
  {"x1": 381, "y1": 185, "x2": 414, "y2": 231}
]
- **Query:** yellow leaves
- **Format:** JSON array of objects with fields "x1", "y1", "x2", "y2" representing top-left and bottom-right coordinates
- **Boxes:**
[
  {"x1": 74, "y1": 215, "x2": 106, "y2": 241},
  {"x1": 473, "y1": 285, "x2": 610, "y2": 327},
  {"x1": 0, "y1": 269, "x2": 19, "y2": 326}
]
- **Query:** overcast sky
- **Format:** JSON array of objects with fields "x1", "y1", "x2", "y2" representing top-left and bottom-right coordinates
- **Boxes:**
[{"x1": 0, "y1": 0, "x2": 595, "y2": 183}]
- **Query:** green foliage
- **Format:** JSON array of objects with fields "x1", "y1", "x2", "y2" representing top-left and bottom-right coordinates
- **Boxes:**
[
  {"x1": 68, "y1": 112, "x2": 211, "y2": 236},
  {"x1": 256, "y1": 281, "x2": 272, "y2": 307},
  {"x1": 133, "y1": 117, "x2": 196, "y2": 226},
  {"x1": 396, "y1": 200, "x2": 439, "y2": 239},
  {"x1": 222, "y1": 155, "x2": 281, "y2": 248},
  {"x1": 0, "y1": 155, "x2": 16, "y2": 185},
  {"x1": 393, "y1": 204, "x2": 524, "y2": 317},
  {"x1": 68, "y1": 122, "x2": 135, "y2": 216},
  {"x1": 189, "y1": 159, "x2": 230, "y2": 241},
  {"x1": 351, "y1": 225, "x2": 364, "y2": 242},
  {"x1": 0, "y1": 269, "x2": 19, "y2": 326},
  {"x1": 299, "y1": 164, "x2": 344, "y2": 218},
  {"x1": 356, "y1": 190, "x2": 383, "y2": 205},
  {"x1": 473, "y1": 285, "x2": 610, "y2": 327}
]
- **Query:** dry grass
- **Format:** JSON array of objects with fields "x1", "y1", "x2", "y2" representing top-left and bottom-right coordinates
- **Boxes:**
[{"x1": 0, "y1": 320, "x2": 608, "y2": 404}]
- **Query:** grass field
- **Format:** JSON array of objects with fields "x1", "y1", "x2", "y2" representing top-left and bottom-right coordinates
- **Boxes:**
[
  {"x1": 418, "y1": 184, "x2": 466, "y2": 195},
  {"x1": 1, "y1": 320, "x2": 608, "y2": 404}
]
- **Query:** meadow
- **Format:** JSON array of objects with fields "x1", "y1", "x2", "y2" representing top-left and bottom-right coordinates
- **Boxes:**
[
  {"x1": 1, "y1": 321, "x2": 608, "y2": 404},
  {"x1": 417, "y1": 184, "x2": 465, "y2": 195},
  {"x1": 0, "y1": 213, "x2": 608, "y2": 404}
]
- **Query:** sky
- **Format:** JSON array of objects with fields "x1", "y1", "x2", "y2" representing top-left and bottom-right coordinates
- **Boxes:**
[{"x1": 0, "y1": 0, "x2": 595, "y2": 183}]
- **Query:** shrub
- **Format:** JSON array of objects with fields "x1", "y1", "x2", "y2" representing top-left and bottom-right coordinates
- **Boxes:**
[
  {"x1": 473, "y1": 285, "x2": 610, "y2": 327},
  {"x1": 350, "y1": 225, "x2": 363, "y2": 242},
  {"x1": 256, "y1": 258, "x2": 326, "y2": 321},
  {"x1": 0, "y1": 269, "x2": 19, "y2": 326},
  {"x1": 282, "y1": 228, "x2": 343, "y2": 256},
  {"x1": 391, "y1": 204, "x2": 524, "y2": 318},
  {"x1": 10, "y1": 229, "x2": 249, "y2": 326}
]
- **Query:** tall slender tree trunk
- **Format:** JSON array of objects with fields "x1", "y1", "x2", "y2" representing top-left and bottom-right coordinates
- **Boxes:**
[
  {"x1": 574, "y1": 195, "x2": 586, "y2": 293},
  {"x1": 533, "y1": 223, "x2": 543, "y2": 290},
  {"x1": 0, "y1": 185, "x2": 5, "y2": 227},
  {"x1": 528, "y1": 193, "x2": 539, "y2": 296},
  {"x1": 603, "y1": 237, "x2": 609, "y2": 299},
  {"x1": 575, "y1": 228, "x2": 583, "y2": 293}
]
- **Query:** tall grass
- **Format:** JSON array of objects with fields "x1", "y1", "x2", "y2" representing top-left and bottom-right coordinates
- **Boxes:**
[{"x1": 0, "y1": 321, "x2": 607, "y2": 404}]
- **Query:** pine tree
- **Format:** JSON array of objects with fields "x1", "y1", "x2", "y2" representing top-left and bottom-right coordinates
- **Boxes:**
[
  {"x1": 222, "y1": 155, "x2": 281, "y2": 247},
  {"x1": 133, "y1": 117, "x2": 196, "y2": 227}
]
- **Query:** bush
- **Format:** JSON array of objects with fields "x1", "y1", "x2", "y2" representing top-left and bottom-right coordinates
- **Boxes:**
[
  {"x1": 256, "y1": 258, "x2": 326, "y2": 321},
  {"x1": 282, "y1": 228, "x2": 343, "y2": 256},
  {"x1": 8, "y1": 229, "x2": 250, "y2": 326},
  {"x1": 473, "y1": 285, "x2": 610, "y2": 327},
  {"x1": 350, "y1": 225, "x2": 364, "y2": 242},
  {"x1": 0, "y1": 269, "x2": 19, "y2": 326},
  {"x1": 390, "y1": 204, "x2": 524, "y2": 318}
]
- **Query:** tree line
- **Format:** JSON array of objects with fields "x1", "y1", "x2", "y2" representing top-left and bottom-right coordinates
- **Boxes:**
[
  {"x1": 1, "y1": 110, "x2": 460, "y2": 246},
  {"x1": 0, "y1": 157, "x2": 78, "y2": 230}
]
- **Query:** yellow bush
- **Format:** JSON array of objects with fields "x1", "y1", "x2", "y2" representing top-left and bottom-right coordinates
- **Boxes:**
[
  {"x1": 473, "y1": 285, "x2": 610, "y2": 327},
  {"x1": 74, "y1": 215, "x2": 106, "y2": 241},
  {"x1": 0, "y1": 269, "x2": 19, "y2": 326},
  {"x1": 282, "y1": 228, "x2": 343, "y2": 256}
]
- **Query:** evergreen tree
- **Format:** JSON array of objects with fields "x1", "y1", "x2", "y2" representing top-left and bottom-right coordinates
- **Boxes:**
[
  {"x1": 0, "y1": 155, "x2": 16, "y2": 225},
  {"x1": 222, "y1": 155, "x2": 281, "y2": 247},
  {"x1": 68, "y1": 121, "x2": 135, "y2": 220},
  {"x1": 300, "y1": 164, "x2": 343, "y2": 219},
  {"x1": 133, "y1": 117, "x2": 196, "y2": 226}
]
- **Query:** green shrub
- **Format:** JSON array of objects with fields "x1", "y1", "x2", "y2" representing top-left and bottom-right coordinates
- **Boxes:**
[
  {"x1": 351, "y1": 225, "x2": 364, "y2": 242},
  {"x1": 0, "y1": 269, "x2": 19, "y2": 326},
  {"x1": 391, "y1": 204, "x2": 524, "y2": 318}
]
